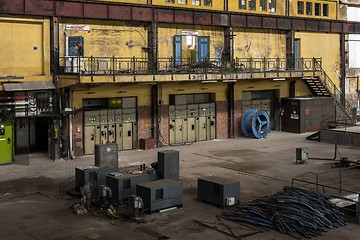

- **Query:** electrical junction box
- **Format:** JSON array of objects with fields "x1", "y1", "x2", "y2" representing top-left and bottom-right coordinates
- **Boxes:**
[
  {"x1": 198, "y1": 176, "x2": 240, "y2": 208},
  {"x1": 226, "y1": 197, "x2": 235, "y2": 206},
  {"x1": 75, "y1": 165, "x2": 116, "y2": 190},
  {"x1": 136, "y1": 179, "x2": 182, "y2": 213},
  {"x1": 106, "y1": 172, "x2": 157, "y2": 201},
  {"x1": 296, "y1": 147, "x2": 309, "y2": 164}
]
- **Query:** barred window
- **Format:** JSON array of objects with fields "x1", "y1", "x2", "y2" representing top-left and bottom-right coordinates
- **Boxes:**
[
  {"x1": 239, "y1": 0, "x2": 246, "y2": 9},
  {"x1": 204, "y1": 0, "x2": 212, "y2": 6},
  {"x1": 165, "y1": 0, "x2": 174, "y2": 3},
  {"x1": 178, "y1": 0, "x2": 186, "y2": 4},
  {"x1": 192, "y1": 0, "x2": 200, "y2": 5},
  {"x1": 306, "y1": 2, "x2": 312, "y2": 15},
  {"x1": 248, "y1": 0, "x2": 256, "y2": 10},
  {"x1": 315, "y1": 3, "x2": 321, "y2": 16},
  {"x1": 269, "y1": 0, "x2": 276, "y2": 13},
  {"x1": 260, "y1": 0, "x2": 267, "y2": 11},
  {"x1": 323, "y1": 4, "x2": 329, "y2": 16},
  {"x1": 297, "y1": 1, "x2": 304, "y2": 14}
]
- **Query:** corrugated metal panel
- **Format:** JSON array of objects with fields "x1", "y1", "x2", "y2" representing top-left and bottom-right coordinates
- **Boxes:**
[{"x1": 3, "y1": 81, "x2": 55, "y2": 91}]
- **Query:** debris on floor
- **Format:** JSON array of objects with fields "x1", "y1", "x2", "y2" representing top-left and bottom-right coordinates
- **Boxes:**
[
  {"x1": 73, "y1": 203, "x2": 88, "y2": 215},
  {"x1": 224, "y1": 186, "x2": 347, "y2": 239}
]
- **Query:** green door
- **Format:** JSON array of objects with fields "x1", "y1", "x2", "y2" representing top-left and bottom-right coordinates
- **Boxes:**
[{"x1": 0, "y1": 122, "x2": 13, "y2": 164}]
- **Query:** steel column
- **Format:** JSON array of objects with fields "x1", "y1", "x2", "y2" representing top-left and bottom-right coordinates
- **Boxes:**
[
  {"x1": 286, "y1": 31, "x2": 294, "y2": 70},
  {"x1": 227, "y1": 83, "x2": 234, "y2": 138},
  {"x1": 224, "y1": 27, "x2": 234, "y2": 65},
  {"x1": 151, "y1": 84, "x2": 158, "y2": 145},
  {"x1": 340, "y1": 33, "x2": 346, "y2": 107},
  {"x1": 148, "y1": 22, "x2": 158, "y2": 73}
]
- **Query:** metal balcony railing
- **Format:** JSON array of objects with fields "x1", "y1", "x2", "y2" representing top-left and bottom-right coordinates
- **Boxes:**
[{"x1": 59, "y1": 56, "x2": 322, "y2": 75}]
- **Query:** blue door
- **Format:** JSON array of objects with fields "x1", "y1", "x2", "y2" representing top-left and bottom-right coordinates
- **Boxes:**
[
  {"x1": 197, "y1": 36, "x2": 210, "y2": 63},
  {"x1": 174, "y1": 35, "x2": 182, "y2": 66}
]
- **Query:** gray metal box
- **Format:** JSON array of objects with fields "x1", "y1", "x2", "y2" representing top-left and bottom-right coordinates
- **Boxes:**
[
  {"x1": 136, "y1": 179, "x2": 183, "y2": 213},
  {"x1": 95, "y1": 143, "x2": 118, "y2": 168},
  {"x1": 296, "y1": 147, "x2": 309, "y2": 163},
  {"x1": 198, "y1": 176, "x2": 240, "y2": 208},
  {"x1": 106, "y1": 172, "x2": 157, "y2": 201},
  {"x1": 157, "y1": 150, "x2": 179, "y2": 180},
  {"x1": 75, "y1": 165, "x2": 116, "y2": 190}
]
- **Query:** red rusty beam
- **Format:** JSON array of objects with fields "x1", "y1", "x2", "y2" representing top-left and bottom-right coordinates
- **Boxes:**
[{"x1": 1, "y1": 0, "x2": 360, "y2": 34}]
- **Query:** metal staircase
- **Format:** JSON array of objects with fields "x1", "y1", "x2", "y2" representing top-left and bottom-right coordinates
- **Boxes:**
[{"x1": 305, "y1": 59, "x2": 357, "y2": 125}]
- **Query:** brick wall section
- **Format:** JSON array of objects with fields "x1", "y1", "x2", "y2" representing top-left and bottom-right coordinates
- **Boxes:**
[
  {"x1": 216, "y1": 101, "x2": 228, "y2": 139},
  {"x1": 137, "y1": 105, "x2": 152, "y2": 141},
  {"x1": 159, "y1": 104, "x2": 169, "y2": 145},
  {"x1": 234, "y1": 100, "x2": 243, "y2": 137},
  {"x1": 72, "y1": 111, "x2": 84, "y2": 157}
]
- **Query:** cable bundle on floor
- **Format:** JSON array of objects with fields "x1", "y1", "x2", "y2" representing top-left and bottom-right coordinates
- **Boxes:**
[{"x1": 224, "y1": 186, "x2": 347, "y2": 239}]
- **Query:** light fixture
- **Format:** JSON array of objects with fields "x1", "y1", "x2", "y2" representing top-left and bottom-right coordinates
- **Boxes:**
[
  {"x1": 273, "y1": 78, "x2": 285, "y2": 81},
  {"x1": 302, "y1": 77, "x2": 316, "y2": 80},
  {"x1": 201, "y1": 80, "x2": 217, "y2": 83},
  {"x1": 223, "y1": 80, "x2": 237, "y2": 83}
]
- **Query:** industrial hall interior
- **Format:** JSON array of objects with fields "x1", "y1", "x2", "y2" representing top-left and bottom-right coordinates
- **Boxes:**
[
  {"x1": 0, "y1": 0, "x2": 360, "y2": 160},
  {"x1": 1, "y1": 0, "x2": 360, "y2": 239}
]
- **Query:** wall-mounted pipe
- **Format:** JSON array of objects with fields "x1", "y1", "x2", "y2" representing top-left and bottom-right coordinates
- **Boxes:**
[{"x1": 241, "y1": 109, "x2": 270, "y2": 139}]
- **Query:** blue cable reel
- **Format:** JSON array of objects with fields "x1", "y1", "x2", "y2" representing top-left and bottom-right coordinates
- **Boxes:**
[{"x1": 241, "y1": 109, "x2": 271, "y2": 139}]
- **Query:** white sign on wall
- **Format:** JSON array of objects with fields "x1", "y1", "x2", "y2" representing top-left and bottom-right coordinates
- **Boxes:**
[{"x1": 66, "y1": 25, "x2": 91, "y2": 31}]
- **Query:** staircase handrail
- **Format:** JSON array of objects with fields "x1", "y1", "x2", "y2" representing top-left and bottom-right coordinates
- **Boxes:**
[{"x1": 313, "y1": 58, "x2": 356, "y2": 124}]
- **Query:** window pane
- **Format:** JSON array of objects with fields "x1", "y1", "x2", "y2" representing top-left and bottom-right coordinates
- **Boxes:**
[
  {"x1": 260, "y1": 0, "x2": 267, "y2": 11},
  {"x1": 248, "y1": 0, "x2": 256, "y2": 10},
  {"x1": 192, "y1": 0, "x2": 200, "y2": 5},
  {"x1": 165, "y1": 0, "x2": 174, "y2": 3},
  {"x1": 269, "y1": 0, "x2": 276, "y2": 13},
  {"x1": 239, "y1": 0, "x2": 246, "y2": 9},
  {"x1": 297, "y1": 1, "x2": 304, "y2": 14},
  {"x1": 306, "y1": 2, "x2": 312, "y2": 15},
  {"x1": 204, "y1": 0, "x2": 212, "y2": 6},
  {"x1": 323, "y1": 4, "x2": 329, "y2": 16},
  {"x1": 315, "y1": 3, "x2": 321, "y2": 16},
  {"x1": 178, "y1": 0, "x2": 186, "y2": 4}
]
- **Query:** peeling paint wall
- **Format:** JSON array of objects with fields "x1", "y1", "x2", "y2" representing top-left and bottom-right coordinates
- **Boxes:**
[
  {"x1": 233, "y1": 28, "x2": 286, "y2": 58},
  {"x1": 295, "y1": 32, "x2": 340, "y2": 86},
  {"x1": 0, "y1": 17, "x2": 51, "y2": 81},
  {"x1": 157, "y1": 24, "x2": 224, "y2": 59},
  {"x1": 59, "y1": 19, "x2": 148, "y2": 58}
]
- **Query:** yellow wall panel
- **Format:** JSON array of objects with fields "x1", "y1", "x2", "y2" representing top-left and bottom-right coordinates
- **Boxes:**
[
  {"x1": 72, "y1": 83, "x2": 151, "y2": 109},
  {"x1": 152, "y1": 0, "x2": 224, "y2": 11},
  {"x1": 233, "y1": 28, "x2": 286, "y2": 59},
  {"x1": 160, "y1": 82, "x2": 227, "y2": 104},
  {"x1": 0, "y1": 17, "x2": 50, "y2": 78},
  {"x1": 158, "y1": 24, "x2": 224, "y2": 59},
  {"x1": 295, "y1": 32, "x2": 340, "y2": 87},
  {"x1": 59, "y1": 19, "x2": 148, "y2": 58}
]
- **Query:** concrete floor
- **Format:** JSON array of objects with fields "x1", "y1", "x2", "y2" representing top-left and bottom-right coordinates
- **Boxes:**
[{"x1": 1, "y1": 131, "x2": 360, "y2": 240}]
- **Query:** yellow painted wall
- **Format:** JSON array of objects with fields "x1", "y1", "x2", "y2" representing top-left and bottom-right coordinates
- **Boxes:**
[
  {"x1": 235, "y1": 78, "x2": 312, "y2": 100},
  {"x1": 152, "y1": 0, "x2": 224, "y2": 11},
  {"x1": 290, "y1": 0, "x2": 338, "y2": 19},
  {"x1": 72, "y1": 83, "x2": 152, "y2": 109},
  {"x1": 158, "y1": 24, "x2": 224, "y2": 59},
  {"x1": 295, "y1": 32, "x2": 340, "y2": 87},
  {"x1": 233, "y1": 28, "x2": 286, "y2": 59},
  {"x1": 160, "y1": 82, "x2": 227, "y2": 105},
  {"x1": 228, "y1": 0, "x2": 285, "y2": 15},
  {"x1": 98, "y1": 0, "x2": 146, "y2": 3},
  {"x1": 59, "y1": 19, "x2": 148, "y2": 58},
  {"x1": 0, "y1": 17, "x2": 51, "y2": 80}
]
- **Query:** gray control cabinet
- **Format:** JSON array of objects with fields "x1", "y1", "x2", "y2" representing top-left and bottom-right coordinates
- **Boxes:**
[
  {"x1": 198, "y1": 176, "x2": 240, "y2": 208},
  {"x1": 95, "y1": 143, "x2": 118, "y2": 168},
  {"x1": 106, "y1": 172, "x2": 157, "y2": 201},
  {"x1": 75, "y1": 165, "x2": 116, "y2": 190},
  {"x1": 157, "y1": 150, "x2": 179, "y2": 180},
  {"x1": 136, "y1": 179, "x2": 182, "y2": 213}
]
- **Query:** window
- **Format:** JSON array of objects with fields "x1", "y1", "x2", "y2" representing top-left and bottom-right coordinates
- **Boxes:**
[
  {"x1": 192, "y1": 0, "x2": 200, "y2": 5},
  {"x1": 178, "y1": 0, "x2": 186, "y2": 4},
  {"x1": 315, "y1": 3, "x2": 321, "y2": 16},
  {"x1": 260, "y1": 0, "x2": 267, "y2": 11},
  {"x1": 269, "y1": 0, "x2": 276, "y2": 13},
  {"x1": 323, "y1": 4, "x2": 329, "y2": 16},
  {"x1": 297, "y1": 1, "x2": 304, "y2": 14},
  {"x1": 306, "y1": 2, "x2": 312, "y2": 15},
  {"x1": 349, "y1": 34, "x2": 360, "y2": 68},
  {"x1": 165, "y1": 0, "x2": 174, "y2": 3},
  {"x1": 248, "y1": 0, "x2": 256, "y2": 10},
  {"x1": 204, "y1": 0, "x2": 212, "y2": 6},
  {"x1": 239, "y1": 0, "x2": 246, "y2": 9}
]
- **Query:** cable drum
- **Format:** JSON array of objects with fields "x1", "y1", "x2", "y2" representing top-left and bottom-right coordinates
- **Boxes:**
[{"x1": 241, "y1": 109, "x2": 270, "y2": 139}]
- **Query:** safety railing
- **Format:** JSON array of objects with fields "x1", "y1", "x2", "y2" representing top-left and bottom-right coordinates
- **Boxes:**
[
  {"x1": 313, "y1": 59, "x2": 357, "y2": 124},
  {"x1": 59, "y1": 56, "x2": 322, "y2": 75}
]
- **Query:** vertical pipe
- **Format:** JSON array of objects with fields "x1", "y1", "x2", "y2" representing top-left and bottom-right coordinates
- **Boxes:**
[{"x1": 227, "y1": 83, "x2": 234, "y2": 138}]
